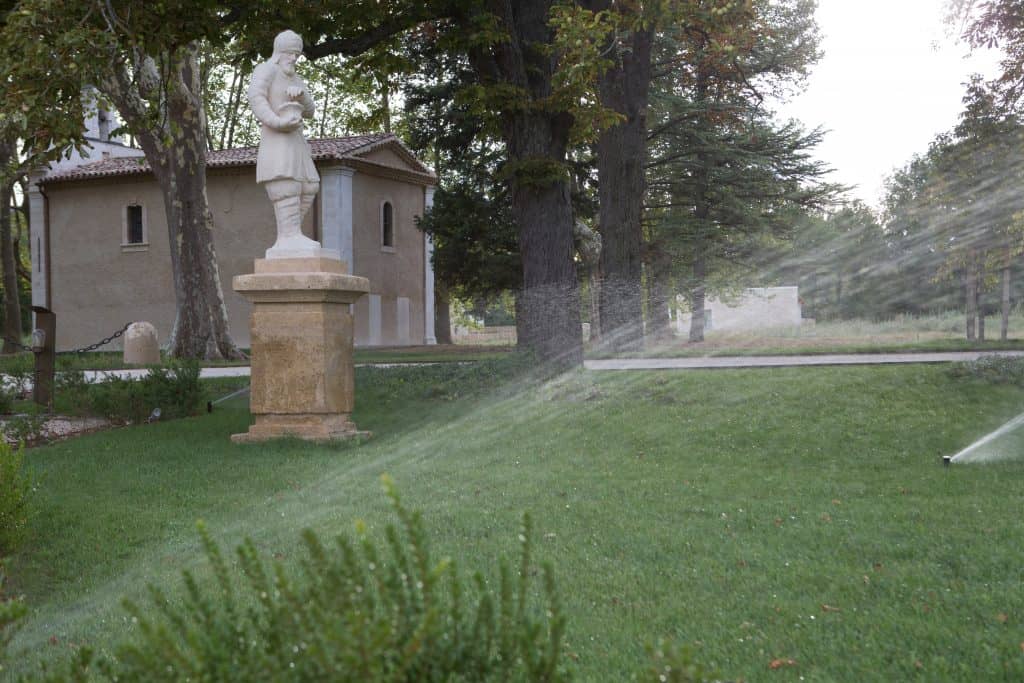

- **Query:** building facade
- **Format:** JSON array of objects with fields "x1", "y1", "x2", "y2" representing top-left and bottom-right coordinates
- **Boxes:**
[{"x1": 31, "y1": 134, "x2": 437, "y2": 351}]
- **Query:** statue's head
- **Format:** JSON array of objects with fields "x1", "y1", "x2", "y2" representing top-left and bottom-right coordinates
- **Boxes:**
[{"x1": 272, "y1": 30, "x2": 303, "y2": 72}]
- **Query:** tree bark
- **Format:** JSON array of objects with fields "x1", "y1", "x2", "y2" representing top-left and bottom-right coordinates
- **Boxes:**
[
  {"x1": 965, "y1": 252, "x2": 977, "y2": 341},
  {"x1": 435, "y1": 281, "x2": 453, "y2": 345},
  {"x1": 646, "y1": 254, "x2": 673, "y2": 344},
  {"x1": 0, "y1": 140, "x2": 22, "y2": 353},
  {"x1": 475, "y1": 0, "x2": 583, "y2": 369},
  {"x1": 977, "y1": 259, "x2": 985, "y2": 342},
  {"x1": 1001, "y1": 247, "x2": 1011, "y2": 341},
  {"x1": 587, "y1": 3, "x2": 652, "y2": 353},
  {"x1": 688, "y1": 249, "x2": 707, "y2": 343},
  {"x1": 103, "y1": 44, "x2": 244, "y2": 360},
  {"x1": 507, "y1": 115, "x2": 582, "y2": 368}
]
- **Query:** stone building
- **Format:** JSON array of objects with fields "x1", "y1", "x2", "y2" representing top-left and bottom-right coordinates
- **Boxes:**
[{"x1": 30, "y1": 132, "x2": 438, "y2": 351}]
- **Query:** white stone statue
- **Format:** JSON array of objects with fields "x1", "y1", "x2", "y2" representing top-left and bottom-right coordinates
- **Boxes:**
[{"x1": 248, "y1": 30, "x2": 335, "y2": 259}]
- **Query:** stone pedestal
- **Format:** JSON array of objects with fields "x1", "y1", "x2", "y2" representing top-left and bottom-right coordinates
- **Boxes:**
[
  {"x1": 231, "y1": 257, "x2": 370, "y2": 443},
  {"x1": 123, "y1": 322, "x2": 160, "y2": 365}
]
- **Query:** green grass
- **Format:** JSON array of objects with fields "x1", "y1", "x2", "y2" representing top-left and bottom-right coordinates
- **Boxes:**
[{"x1": 5, "y1": 361, "x2": 1024, "y2": 680}]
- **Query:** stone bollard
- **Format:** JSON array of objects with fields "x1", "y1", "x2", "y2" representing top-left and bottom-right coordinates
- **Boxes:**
[{"x1": 123, "y1": 322, "x2": 160, "y2": 365}]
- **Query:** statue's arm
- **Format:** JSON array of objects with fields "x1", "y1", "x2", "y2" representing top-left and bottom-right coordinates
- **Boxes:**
[{"x1": 247, "y1": 64, "x2": 287, "y2": 130}]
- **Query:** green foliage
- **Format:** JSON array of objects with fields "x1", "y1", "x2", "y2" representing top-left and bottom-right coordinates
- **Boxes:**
[
  {"x1": 83, "y1": 361, "x2": 205, "y2": 424},
  {"x1": 948, "y1": 354, "x2": 1024, "y2": 385},
  {"x1": 0, "y1": 441, "x2": 31, "y2": 556},
  {"x1": 70, "y1": 478, "x2": 568, "y2": 682},
  {"x1": 0, "y1": 590, "x2": 27, "y2": 678},
  {"x1": 2, "y1": 413, "x2": 46, "y2": 446}
]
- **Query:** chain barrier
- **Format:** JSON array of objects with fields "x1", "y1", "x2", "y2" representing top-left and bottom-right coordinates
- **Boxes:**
[
  {"x1": 59, "y1": 323, "x2": 131, "y2": 355},
  {"x1": 1, "y1": 336, "x2": 33, "y2": 353},
  {"x1": 2, "y1": 323, "x2": 131, "y2": 355}
]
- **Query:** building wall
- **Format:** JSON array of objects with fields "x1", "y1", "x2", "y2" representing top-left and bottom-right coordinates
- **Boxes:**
[
  {"x1": 350, "y1": 172, "x2": 426, "y2": 346},
  {"x1": 45, "y1": 163, "x2": 425, "y2": 351},
  {"x1": 675, "y1": 286, "x2": 802, "y2": 333}
]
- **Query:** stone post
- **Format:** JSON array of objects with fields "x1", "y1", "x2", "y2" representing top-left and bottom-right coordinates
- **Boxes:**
[{"x1": 231, "y1": 257, "x2": 369, "y2": 443}]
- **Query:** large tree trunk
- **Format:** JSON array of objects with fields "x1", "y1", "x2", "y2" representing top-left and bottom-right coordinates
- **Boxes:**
[
  {"x1": 1001, "y1": 247, "x2": 1011, "y2": 341},
  {"x1": 587, "y1": 2, "x2": 652, "y2": 353},
  {"x1": 104, "y1": 44, "x2": 244, "y2": 360},
  {"x1": 645, "y1": 250, "x2": 672, "y2": 344},
  {"x1": 688, "y1": 250, "x2": 707, "y2": 343},
  {"x1": 0, "y1": 140, "x2": 22, "y2": 353},
  {"x1": 507, "y1": 116, "x2": 582, "y2": 367},
  {"x1": 965, "y1": 253, "x2": 977, "y2": 341},
  {"x1": 478, "y1": 0, "x2": 583, "y2": 369},
  {"x1": 435, "y1": 281, "x2": 453, "y2": 345}
]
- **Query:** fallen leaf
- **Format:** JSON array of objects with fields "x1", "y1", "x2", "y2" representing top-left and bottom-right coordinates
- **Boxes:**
[
  {"x1": 49, "y1": 635, "x2": 59, "y2": 646},
  {"x1": 873, "y1": 562, "x2": 884, "y2": 572},
  {"x1": 914, "y1": 660, "x2": 923, "y2": 670},
  {"x1": 1019, "y1": 641, "x2": 1023, "y2": 653},
  {"x1": 997, "y1": 613, "x2": 1009, "y2": 624},
  {"x1": 769, "y1": 658, "x2": 797, "y2": 670},
  {"x1": 820, "y1": 513, "x2": 832, "y2": 523},
  {"x1": 821, "y1": 604, "x2": 841, "y2": 613},
  {"x1": 831, "y1": 499, "x2": 842, "y2": 505},
  {"x1": 899, "y1": 487, "x2": 908, "y2": 495},
  {"x1": 773, "y1": 517, "x2": 783, "y2": 527}
]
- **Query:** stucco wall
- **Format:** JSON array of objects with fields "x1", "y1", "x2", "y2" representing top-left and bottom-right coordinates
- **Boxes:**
[
  {"x1": 675, "y1": 287, "x2": 802, "y2": 333},
  {"x1": 44, "y1": 162, "x2": 425, "y2": 351},
  {"x1": 350, "y1": 172, "x2": 426, "y2": 346}
]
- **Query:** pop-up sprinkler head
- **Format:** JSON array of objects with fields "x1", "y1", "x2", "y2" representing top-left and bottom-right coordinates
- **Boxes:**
[{"x1": 942, "y1": 456, "x2": 952, "y2": 467}]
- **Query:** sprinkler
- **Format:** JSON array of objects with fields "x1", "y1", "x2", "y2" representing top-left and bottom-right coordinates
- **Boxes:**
[{"x1": 942, "y1": 455, "x2": 952, "y2": 468}]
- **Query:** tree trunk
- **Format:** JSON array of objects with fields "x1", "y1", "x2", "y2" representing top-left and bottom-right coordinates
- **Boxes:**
[
  {"x1": 1001, "y1": 249, "x2": 1011, "y2": 341},
  {"x1": 104, "y1": 44, "x2": 244, "y2": 360},
  {"x1": 589, "y1": 4, "x2": 652, "y2": 353},
  {"x1": 503, "y1": 113, "x2": 581, "y2": 367},
  {"x1": 589, "y1": 272, "x2": 601, "y2": 344},
  {"x1": 646, "y1": 258, "x2": 672, "y2": 344},
  {"x1": 689, "y1": 250, "x2": 707, "y2": 343},
  {"x1": 435, "y1": 281, "x2": 453, "y2": 345},
  {"x1": 977, "y1": 259, "x2": 985, "y2": 342},
  {"x1": 965, "y1": 254, "x2": 977, "y2": 341},
  {"x1": 0, "y1": 140, "x2": 22, "y2": 353},
  {"x1": 463, "y1": 0, "x2": 582, "y2": 369}
]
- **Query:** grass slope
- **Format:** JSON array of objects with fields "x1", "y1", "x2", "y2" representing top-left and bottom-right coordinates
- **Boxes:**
[{"x1": 6, "y1": 362, "x2": 1024, "y2": 680}]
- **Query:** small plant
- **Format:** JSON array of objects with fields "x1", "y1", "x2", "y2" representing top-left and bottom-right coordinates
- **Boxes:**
[
  {"x1": 0, "y1": 579, "x2": 27, "y2": 677},
  {"x1": 0, "y1": 442, "x2": 31, "y2": 555},
  {"x1": 1, "y1": 414, "x2": 48, "y2": 447},
  {"x1": 63, "y1": 477, "x2": 568, "y2": 681}
]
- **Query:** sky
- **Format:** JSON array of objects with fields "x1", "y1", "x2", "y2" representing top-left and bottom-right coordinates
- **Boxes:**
[{"x1": 774, "y1": 0, "x2": 1004, "y2": 209}]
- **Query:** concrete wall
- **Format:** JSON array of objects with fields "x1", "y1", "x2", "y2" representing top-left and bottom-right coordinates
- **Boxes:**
[
  {"x1": 675, "y1": 287, "x2": 802, "y2": 333},
  {"x1": 45, "y1": 163, "x2": 426, "y2": 351}
]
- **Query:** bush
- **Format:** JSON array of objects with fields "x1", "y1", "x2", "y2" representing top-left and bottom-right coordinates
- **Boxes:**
[
  {"x1": 948, "y1": 355, "x2": 1024, "y2": 385},
  {"x1": 65, "y1": 477, "x2": 568, "y2": 682},
  {"x1": 0, "y1": 442, "x2": 31, "y2": 555},
  {"x1": 0, "y1": 583, "x2": 26, "y2": 677},
  {"x1": 87, "y1": 361, "x2": 205, "y2": 424}
]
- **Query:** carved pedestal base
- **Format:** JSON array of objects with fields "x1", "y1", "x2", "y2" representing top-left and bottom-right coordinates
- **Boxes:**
[{"x1": 231, "y1": 257, "x2": 370, "y2": 444}]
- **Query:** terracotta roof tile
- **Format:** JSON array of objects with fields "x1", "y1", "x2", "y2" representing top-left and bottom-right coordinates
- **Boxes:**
[{"x1": 39, "y1": 133, "x2": 434, "y2": 183}]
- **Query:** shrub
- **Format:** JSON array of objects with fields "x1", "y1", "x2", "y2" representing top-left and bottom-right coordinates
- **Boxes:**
[
  {"x1": 634, "y1": 641, "x2": 718, "y2": 683},
  {"x1": 69, "y1": 477, "x2": 568, "y2": 682},
  {"x1": 2, "y1": 414, "x2": 47, "y2": 447},
  {"x1": 87, "y1": 361, "x2": 205, "y2": 424},
  {"x1": 0, "y1": 442, "x2": 31, "y2": 555},
  {"x1": 0, "y1": 584, "x2": 26, "y2": 677},
  {"x1": 948, "y1": 355, "x2": 1024, "y2": 385}
]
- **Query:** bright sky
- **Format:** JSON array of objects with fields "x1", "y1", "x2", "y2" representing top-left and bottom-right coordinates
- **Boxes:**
[{"x1": 774, "y1": 0, "x2": 1004, "y2": 209}]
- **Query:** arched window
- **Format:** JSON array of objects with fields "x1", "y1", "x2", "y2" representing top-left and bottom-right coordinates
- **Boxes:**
[{"x1": 381, "y1": 201, "x2": 395, "y2": 249}]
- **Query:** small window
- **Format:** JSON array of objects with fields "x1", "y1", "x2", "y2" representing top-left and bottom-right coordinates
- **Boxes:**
[
  {"x1": 127, "y1": 205, "x2": 144, "y2": 244},
  {"x1": 381, "y1": 201, "x2": 395, "y2": 250},
  {"x1": 123, "y1": 204, "x2": 147, "y2": 250}
]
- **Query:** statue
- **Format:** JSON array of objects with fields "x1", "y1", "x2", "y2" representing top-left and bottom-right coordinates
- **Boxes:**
[{"x1": 247, "y1": 30, "x2": 331, "y2": 259}]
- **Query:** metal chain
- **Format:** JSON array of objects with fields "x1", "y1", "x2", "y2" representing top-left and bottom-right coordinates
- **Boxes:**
[
  {"x1": 59, "y1": 323, "x2": 131, "y2": 355},
  {"x1": 1, "y1": 337, "x2": 33, "y2": 353}
]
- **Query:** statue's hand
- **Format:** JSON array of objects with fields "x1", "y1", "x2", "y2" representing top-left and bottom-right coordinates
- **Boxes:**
[
  {"x1": 286, "y1": 86, "x2": 304, "y2": 99},
  {"x1": 276, "y1": 110, "x2": 302, "y2": 131}
]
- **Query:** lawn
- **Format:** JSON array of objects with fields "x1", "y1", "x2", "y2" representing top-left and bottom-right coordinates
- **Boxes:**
[{"x1": 5, "y1": 361, "x2": 1024, "y2": 680}]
